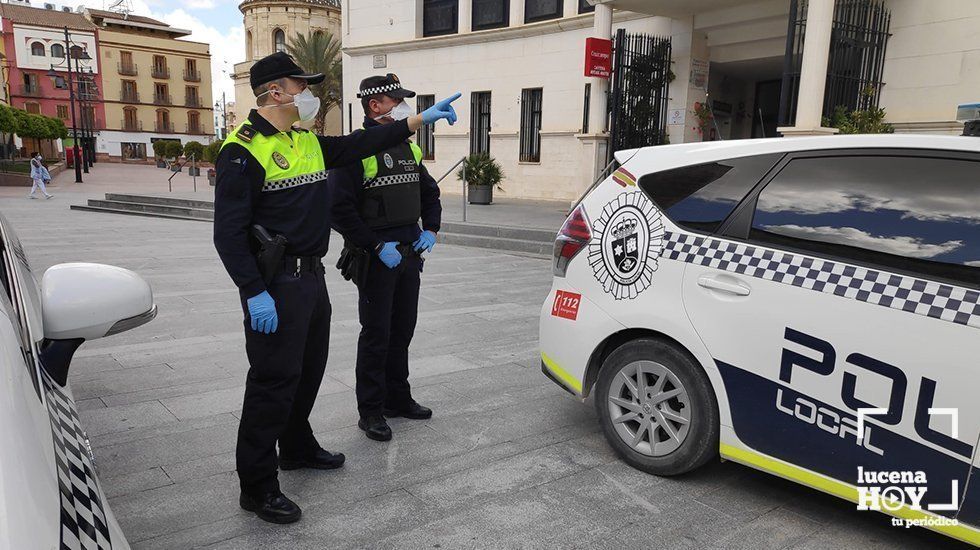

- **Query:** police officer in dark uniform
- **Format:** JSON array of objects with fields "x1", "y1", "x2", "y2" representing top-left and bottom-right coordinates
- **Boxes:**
[
  {"x1": 213, "y1": 53, "x2": 459, "y2": 524},
  {"x1": 329, "y1": 75, "x2": 442, "y2": 442}
]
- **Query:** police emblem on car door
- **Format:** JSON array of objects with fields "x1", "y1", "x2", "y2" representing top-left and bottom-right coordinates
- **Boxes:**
[{"x1": 589, "y1": 191, "x2": 664, "y2": 300}]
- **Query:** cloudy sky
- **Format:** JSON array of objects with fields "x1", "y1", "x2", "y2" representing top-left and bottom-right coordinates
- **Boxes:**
[{"x1": 54, "y1": 0, "x2": 244, "y2": 102}]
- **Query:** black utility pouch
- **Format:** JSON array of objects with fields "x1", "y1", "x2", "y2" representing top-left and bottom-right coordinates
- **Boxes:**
[
  {"x1": 336, "y1": 244, "x2": 370, "y2": 288},
  {"x1": 251, "y1": 225, "x2": 288, "y2": 285}
]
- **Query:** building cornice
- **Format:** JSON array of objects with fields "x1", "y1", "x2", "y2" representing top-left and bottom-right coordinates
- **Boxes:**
[
  {"x1": 239, "y1": 0, "x2": 340, "y2": 15},
  {"x1": 343, "y1": 11, "x2": 646, "y2": 55}
]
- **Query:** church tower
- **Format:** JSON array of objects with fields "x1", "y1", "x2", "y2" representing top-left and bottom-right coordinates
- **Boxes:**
[{"x1": 231, "y1": 0, "x2": 342, "y2": 134}]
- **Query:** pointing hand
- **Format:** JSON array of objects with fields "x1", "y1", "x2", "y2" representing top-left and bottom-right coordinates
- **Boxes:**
[{"x1": 422, "y1": 92, "x2": 462, "y2": 125}]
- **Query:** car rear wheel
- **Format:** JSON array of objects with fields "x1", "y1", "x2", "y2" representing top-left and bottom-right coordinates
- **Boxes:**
[{"x1": 595, "y1": 338, "x2": 718, "y2": 476}]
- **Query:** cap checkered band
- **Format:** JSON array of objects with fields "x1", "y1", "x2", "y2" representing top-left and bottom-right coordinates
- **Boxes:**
[
  {"x1": 357, "y1": 83, "x2": 402, "y2": 98},
  {"x1": 41, "y1": 371, "x2": 114, "y2": 550},
  {"x1": 663, "y1": 232, "x2": 980, "y2": 329},
  {"x1": 364, "y1": 172, "x2": 420, "y2": 189},
  {"x1": 262, "y1": 170, "x2": 328, "y2": 192}
]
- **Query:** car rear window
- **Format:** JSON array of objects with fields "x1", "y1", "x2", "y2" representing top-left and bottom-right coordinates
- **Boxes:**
[
  {"x1": 750, "y1": 154, "x2": 980, "y2": 288},
  {"x1": 638, "y1": 153, "x2": 781, "y2": 233}
]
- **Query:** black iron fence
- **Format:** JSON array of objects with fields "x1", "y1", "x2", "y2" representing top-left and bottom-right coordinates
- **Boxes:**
[
  {"x1": 779, "y1": 0, "x2": 891, "y2": 126},
  {"x1": 608, "y1": 28, "x2": 672, "y2": 158}
]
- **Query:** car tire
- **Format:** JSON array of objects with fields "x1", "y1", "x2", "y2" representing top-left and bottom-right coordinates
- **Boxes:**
[{"x1": 594, "y1": 337, "x2": 719, "y2": 476}]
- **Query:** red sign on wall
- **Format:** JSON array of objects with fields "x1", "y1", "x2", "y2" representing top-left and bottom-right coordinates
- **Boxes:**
[
  {"x1": 585, "y1": 37, "x2": 612, "y2": 78},
  {"x1": 552, "y1": 290, "x2": 582, "y2": 321}
]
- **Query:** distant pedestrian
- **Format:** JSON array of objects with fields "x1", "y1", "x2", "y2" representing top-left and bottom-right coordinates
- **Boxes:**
[{"x1": 28, "y1": 152, "x2": 52, "y2": 199}]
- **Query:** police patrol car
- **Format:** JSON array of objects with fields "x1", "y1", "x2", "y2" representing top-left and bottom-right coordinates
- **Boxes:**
[
  {"x1": 539, "y1": 133, "x2": 980, "y2": 544},
  {"x1": 0, "y1": 213, "x2": 155, "y2": 549}
]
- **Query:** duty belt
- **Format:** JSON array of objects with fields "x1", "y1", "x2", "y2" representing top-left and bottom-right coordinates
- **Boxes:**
[{"x1": 282, "y1": 254, "x2": 324, "y2": 276}]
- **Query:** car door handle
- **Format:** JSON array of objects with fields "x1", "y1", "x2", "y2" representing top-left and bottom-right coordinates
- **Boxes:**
[{"x1": 698, "y1": 276, "x2": 751, "y2": 296}]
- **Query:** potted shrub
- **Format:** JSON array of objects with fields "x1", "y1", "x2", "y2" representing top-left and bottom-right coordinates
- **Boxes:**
[
  {"x1": 165, "y1": 141, "x2": 183, "y2": 172},
  {"x1": 204, "y1": 140, "x2": 223, "y2": 186},
  {"x1": 183, "y1": 141, "x2": 205, "y2": 176},
  {"x1": 152, "y1": 140, "x2": 168, "y2": 168},
  {"x1": 457, "y1": 153, "x2": 504, "y2": 205}
]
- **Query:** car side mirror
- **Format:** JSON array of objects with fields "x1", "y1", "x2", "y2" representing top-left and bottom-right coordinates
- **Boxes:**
[{"x1": 39, "y1": 263, "x2": 156, "y2": 385}]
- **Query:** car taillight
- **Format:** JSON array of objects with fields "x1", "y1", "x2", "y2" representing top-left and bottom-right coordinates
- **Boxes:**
[{"x1": 553, "y1": 204, "x2": 591, "y2": 277}]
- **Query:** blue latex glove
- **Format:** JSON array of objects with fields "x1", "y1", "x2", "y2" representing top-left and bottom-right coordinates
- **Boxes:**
[
  {"x1": 421, "y1": 92, "x2": 462, "y2": 125},
  {"x1": 413, "y1": 230, "x2": 436, "y2": 253},
  {"x1": 246, "y1": 290, "x2": 278, "y2": 334},
  {"x1": 378, "y1": 241, "x2": 402, "y2": 269}
]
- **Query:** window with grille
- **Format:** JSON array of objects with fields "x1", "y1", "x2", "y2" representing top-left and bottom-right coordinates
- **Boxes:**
[
  {"x1": 473, "y1": 0, "x2": 509, "y2": 31},
  {"x1": 519, "y1": 88, "x2": 542, "y2": 162},
  {"x1": 525, "y1": 0, "x2": 562, "y2": 23},
  {"x1": 423, "y1": 0, "x2": 458, "y2": 37},
  {"x1": 470, "y1": 91, "x2": 491, "y2": 155},
  {"x1": 57, "y1": 105, "x2": 68, "y2": 119},
  {"x1": 416, "y1": 95, "x2": 435, "y2": 160},
  {"x1": 25, "y1": 103, "x2": 40, "y2": 114}
]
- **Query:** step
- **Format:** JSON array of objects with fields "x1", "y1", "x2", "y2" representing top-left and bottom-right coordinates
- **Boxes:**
[
  {"x1": 440, "y1": 221, "x2": 556, "y2": 244},
  {"x1": 86, "y1": 199, "x2": 215, "y2": 220},
  {"x1": 438, "y1": 232, "x2": 553, "y2": 256},
  {"x1": 105, "y1": 193, "x2": 216, "y2": 210},
  {"x1": 70, "y1": 204, "x2": 211, "y2": 223}
]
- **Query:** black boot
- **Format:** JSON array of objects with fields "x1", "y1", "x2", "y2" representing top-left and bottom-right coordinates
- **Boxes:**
[
  {"x1": 240, "y1": 491, "x2": 302, "y2": 524},
  {"x1": 279, "y1": 448, "x2": 346, "y2": 471},
  {"x1": 358, "y1": 415, "x2": 392, "y2": 441},
  {"x1": 384, "y1": 401, "x2": 432, "y2": 420}
]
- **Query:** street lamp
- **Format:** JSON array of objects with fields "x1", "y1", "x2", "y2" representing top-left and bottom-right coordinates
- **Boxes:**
[{"x1": 46, "y1": 27, "x2": 87, "y2": 183}]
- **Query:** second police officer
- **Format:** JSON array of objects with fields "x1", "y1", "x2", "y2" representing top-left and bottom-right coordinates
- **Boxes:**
[
  {"x1": 329, "y1": 74, "x2": 441, "y2": 442},
  {"x1": 213, "y1": 53, "x2": 460, "y2": 525}
]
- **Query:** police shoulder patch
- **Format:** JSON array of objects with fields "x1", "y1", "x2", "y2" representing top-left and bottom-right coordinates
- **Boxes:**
[
  {"x1": 236, "y1": 125, "x2": 256, "y2": 143},
  {"x1": 272, "y1": 151, "x2": 290, "y2": 170}
]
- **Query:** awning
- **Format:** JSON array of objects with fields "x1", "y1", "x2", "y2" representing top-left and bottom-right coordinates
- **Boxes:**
[{"x1": 591, "y1": 0, "x2": 750, "y2": 17}]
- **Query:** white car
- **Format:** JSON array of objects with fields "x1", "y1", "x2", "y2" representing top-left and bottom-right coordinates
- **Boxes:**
[
  {"x1": 539, "y1": 134, "x2": 980, "y2": 544},
  {"x1": 0, "y1": 212, "x2": 155, "y2": 550}
]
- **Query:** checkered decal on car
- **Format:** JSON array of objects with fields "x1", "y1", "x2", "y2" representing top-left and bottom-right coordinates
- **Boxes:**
[
  {"x1": 262, "y1": 170, "x2": 328, "y2": 192},
  {"x1": 663, "y1": 232, "x2": 980, "y2": 329},
  {"x1": 41, "y1": 371, "x2": 113, "y2": 550},
  {"x1": 364, "y1": 172, "x2": 420, "y2": 189}
]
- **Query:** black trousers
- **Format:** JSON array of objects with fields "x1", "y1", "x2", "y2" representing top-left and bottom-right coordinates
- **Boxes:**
[
  {"x1": 237, "y1": 267, "x2": 331, "y2": 497},
  {"x1": 355, "y1": 253, "x2": 421, "y2": 418}
]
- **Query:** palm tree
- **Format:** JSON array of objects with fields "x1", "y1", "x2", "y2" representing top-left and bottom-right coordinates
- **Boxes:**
[{"x1": 286, "y1": 31, "x2": 342, "y2": 134}]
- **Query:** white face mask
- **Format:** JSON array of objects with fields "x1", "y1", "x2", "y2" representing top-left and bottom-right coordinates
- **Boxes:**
[
  {"x1": 375, "y1": 100, "x2": 414, "y2": 122},
  {"x1": 259, "y1": 87, "x2": 321, "y2": 122}
]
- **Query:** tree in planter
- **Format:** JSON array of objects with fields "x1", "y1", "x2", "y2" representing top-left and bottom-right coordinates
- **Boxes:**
[
  {"x1": 163, "y1": 141, "x2": 183, "y2": 171},
  {"x1": 823, "y1": 105, "x2": 894, "y2": 134},
  {"x1": 203, "y1": 140, "x2": 223, "y2": 164},
  {"x1": 457, "y1": 153, "x2": 504, "y2": 205},
  {"x1": 183, "y1": 141, "x2": 205, "y2": 175},
  {"x1": 152, "y1": 140, "x2": 169, "y2": 167}
]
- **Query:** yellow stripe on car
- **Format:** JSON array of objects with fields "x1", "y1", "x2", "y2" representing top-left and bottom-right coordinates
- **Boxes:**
[
  {"x1": 541, "y1": 352, "x2": 582, "y2": 394},
  {"x1": 720, "y1": 443, "x2": 980, "y2": 546}
]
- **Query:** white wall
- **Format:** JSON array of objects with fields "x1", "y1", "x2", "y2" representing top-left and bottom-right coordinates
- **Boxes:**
[
  {"x1": 98, "y1": 130, "x2": 212, "y2": 158},
  {"x1": 880, "y1": 0, "x2": 980, "y2": 130},
  {"x1": 13, "y1": 25, "x2": 99, "y2": 74}
]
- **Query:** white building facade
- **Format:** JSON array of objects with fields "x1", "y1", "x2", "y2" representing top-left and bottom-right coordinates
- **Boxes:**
[{"x1": 342, "y1": 0, "x2": 980, "y2": 201}]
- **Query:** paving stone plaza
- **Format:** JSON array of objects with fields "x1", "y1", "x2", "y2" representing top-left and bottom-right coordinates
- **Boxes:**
[{"x1": 0, "y1": 164, "x2": 964, "y2": 549}]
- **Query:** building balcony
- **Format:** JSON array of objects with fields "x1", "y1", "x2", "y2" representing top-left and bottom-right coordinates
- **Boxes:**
[
  {"x1": 121, "y1": 119, "x2": 142, "y2": 132},
  {"x1": 186, "y1": 123, "x2": 204, "y2": 135},
  {"x1": 151, "y1": 66, "x2": 170, "y2": 79},
  {"x1": 155, "y1": 121, "x2": 174, "y2": 133},
  {"x1": 20, "y1": 84, "x2": 42, "y2": 97},
  {"x1": 185, "y1": 96, "x2": 202, "y2": 107},
  {"x1": 153, "y1": 94, "x2": 172, "y2": 106},
  {"x1": 184, "y1": 69, "x2": 201, "y2": 82},
  {"x1": 118, "y1": 62, "x2": 138, "y2": 76},
  {"x1": 121, "y1": 90, "x2": 140, "y2": 103}
]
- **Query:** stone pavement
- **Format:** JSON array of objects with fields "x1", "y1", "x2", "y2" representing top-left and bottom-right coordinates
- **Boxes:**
[{"x1": 0, "y1": 164, "x2": 966, "y2": 549}]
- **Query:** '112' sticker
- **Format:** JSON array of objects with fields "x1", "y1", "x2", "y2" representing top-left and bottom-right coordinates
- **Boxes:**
[{"x1": 552, "y1": 290, "x2": 581, "y2": 320}]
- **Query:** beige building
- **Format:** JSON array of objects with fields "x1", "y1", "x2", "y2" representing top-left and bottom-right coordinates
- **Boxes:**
[
  {"x1": 343, "y1": 0, "x2": 980, "y2": 201},
  {"x1": 231, "y1": 0, "x2": 342, "y2": 133},
  {"x1": 86, "y1": 8, "x2": 214, "y2": 162}
]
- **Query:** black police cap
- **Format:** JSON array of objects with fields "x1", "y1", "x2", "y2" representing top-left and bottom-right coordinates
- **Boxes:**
[
  {"x1": 250, "y1": 52, "x2": 324, "y2": 91},
  {"x1": 357, "y1": 73, "x2": 416, "y2": 99}
]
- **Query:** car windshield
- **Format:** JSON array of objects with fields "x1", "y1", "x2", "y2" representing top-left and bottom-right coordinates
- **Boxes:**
[{"x1": 0, "y1": 212, "x2": 43, "y2": 343}]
